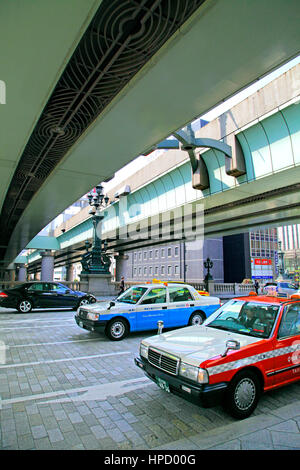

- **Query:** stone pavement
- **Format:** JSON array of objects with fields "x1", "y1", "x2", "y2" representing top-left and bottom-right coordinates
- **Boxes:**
[
  {"x1": 154, "y1": 399, "x2": 300, "y2": 450},
  {"x1": 0, "y1": 306, "x2": 300, "y2": 451}
]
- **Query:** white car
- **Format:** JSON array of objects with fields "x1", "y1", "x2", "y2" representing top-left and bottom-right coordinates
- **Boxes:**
[
  {"x1": 263, "y1": 280, "x2": 298, "y2": 298},
  {"x1": 75, "y1": 283, "x2": 220, "y2": 340}
]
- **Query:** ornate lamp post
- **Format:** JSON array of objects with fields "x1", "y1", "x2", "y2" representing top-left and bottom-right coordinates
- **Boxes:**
[
  {"x1": 81, "y1": 185, "x2": 110, "y2": 274},
  {"x1": 204, "y1": 257, "x2": 213, "y2": 292},
  {"x1": 276, "y1": 240, "x2": 285, "y2": 280}
]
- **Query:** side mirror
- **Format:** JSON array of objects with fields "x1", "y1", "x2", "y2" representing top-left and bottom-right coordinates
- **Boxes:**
[
  {"x1": 222, "y1": 339, "x2": 240, "y2": 357},
  {"x1": 108, "y1": 301, "x2": 115, "y2": 310}
]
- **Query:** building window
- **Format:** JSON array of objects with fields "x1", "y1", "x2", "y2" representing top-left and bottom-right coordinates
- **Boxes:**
[
  {"x1": 168, "y1": 266, "x2": 172, "y2": 275},
  {"x1": 144, "y1": 267, "x2": 147, "y2": 276},
  {"x1": 138, "y1": 267, "x2": 142, "y2": 276},
  {"x1": 174, "y1": 265, "x2": 179, "y2": 275},
  {"x1": 174, "y1": 246, "x2": 179, "y2": 256},
  {"x1": 149, "y1": 250, "x2": 152, "y2": 259},
  {"x1": 155, "y1": 249, "x2": 159, "y2": 259},
  {"x1": 134, "y1": 252, "x2": 137, "y2": 261},
  {"x1": 149, "y1": 266, "x2": 153, "y2": 276},
  {"x1": 133, "y1": 268, "x2": 137, "y2": 277},
  {"x1": 161, "y1": 249, "x2": 165, "y2": 258},
  {"x1": 138, "y1": 252, "x2": 142, "y2": 261},
  {"x1": 155, "y1": 266, "x2": 159, "y2": 275},
  {"x1": 144, "y1": 251, "x2": 147, "y2": 260},
  {"x1": 161, "y1": 265, "x2": 165, "y2": 275},
  {"x1": 167, "y1": 247, "x2": 172, "y2": 257}
]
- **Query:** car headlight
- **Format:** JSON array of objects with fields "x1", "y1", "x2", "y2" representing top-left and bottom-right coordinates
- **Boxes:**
[
  {"x1": 87, "y1": 312, "x2": 100, "y2": 321},
  {"x1": 179, "y1": 363, "x2": 209, "y2": 384},
  {"x1": 140, "y1": 343, "x2": 149, "y2": 360}
]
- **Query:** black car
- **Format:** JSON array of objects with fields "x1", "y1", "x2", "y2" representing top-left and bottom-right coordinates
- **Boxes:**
[{"x1": 0, "y1": 282, "x2": 97, "y2": 313}]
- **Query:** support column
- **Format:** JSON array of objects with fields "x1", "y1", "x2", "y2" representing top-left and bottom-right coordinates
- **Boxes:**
[
  {"x1": 40, "y1": 250, "x2": 54, "y2": 282},
  {"x1": 66, "y1": 264, "x2": 74, "y2": 282},
  {"x1": 7, "y1": 263, "x2": 16, "y2": 282},
  {"x1": 17, "y1": 264, "x2": 27, "y2": 282}
]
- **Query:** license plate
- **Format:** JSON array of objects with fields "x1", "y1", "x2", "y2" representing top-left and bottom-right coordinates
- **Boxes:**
[{"x1": 156, "y1": 377, "x2": 170, "y2": 393}]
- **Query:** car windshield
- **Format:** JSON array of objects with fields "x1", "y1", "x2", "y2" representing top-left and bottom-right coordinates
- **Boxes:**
[
  {"x1": 279, "y1": 282, "x2": 297, "y2": 289},
  {"x1": 116, "y1": 286, "x2": 148, "y2": 304},
  {"x1": 206, "y1": 300, "x2": 280, "y2": 338}
]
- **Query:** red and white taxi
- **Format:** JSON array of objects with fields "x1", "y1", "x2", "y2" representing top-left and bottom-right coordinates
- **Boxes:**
[{"x1": 135, "y1": 293, "x2": 300, "y2": 419}]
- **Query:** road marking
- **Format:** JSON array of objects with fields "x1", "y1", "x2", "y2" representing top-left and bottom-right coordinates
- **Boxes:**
[
  {"x1": 0, "y1": 377, "x2": 151, "y2": 407},
  {"x1": 0, "y1": 323, "x2": 79, "y2": 331},
  {"x1": 8, "y1": 338, "x2": 102, "y2": 348},
  {"x1": 0, "y1": 317, "x2": 74, "y2": 324},
  {"x1": 0, "y1": 350, "x2": 131, "y2": 369}
]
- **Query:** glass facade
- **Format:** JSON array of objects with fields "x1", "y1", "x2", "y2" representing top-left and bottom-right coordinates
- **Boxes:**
[{"x1": 249, "y1": 228, "x2": 278, "y2": 281}]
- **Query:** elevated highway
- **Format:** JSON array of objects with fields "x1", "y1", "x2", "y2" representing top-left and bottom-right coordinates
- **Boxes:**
[{"x1": 24, "y1": 66, "x2": 300, "y2": 273}]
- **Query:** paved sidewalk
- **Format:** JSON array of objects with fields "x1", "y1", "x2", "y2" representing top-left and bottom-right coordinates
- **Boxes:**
[
  {"x1": 1, "y1": 305, "x2": 300, "y2": 451},
  {"x1": 154, "y1": 399, "x2": 300, "y2": 450}
]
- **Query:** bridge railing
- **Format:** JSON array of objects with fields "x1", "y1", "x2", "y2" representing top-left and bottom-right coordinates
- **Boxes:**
[
  {"x1": 0, "y1": 279, "x2": 255, "y2": 299},
  {"x1": 118, "y1": 280, "x2": 255, "y2": 299},
  {"x1": 0, "y1": 280, "x2": 24, "y2": 290},
  {"x1": 60, "y1": 281, "x2": 81, "y2": 291},
  {"x1": 0, "y1": 280, "x2": 83, "y2": 292},
  {"x1": 209, "y1": 282, "x2": 255, "y2": 298}
]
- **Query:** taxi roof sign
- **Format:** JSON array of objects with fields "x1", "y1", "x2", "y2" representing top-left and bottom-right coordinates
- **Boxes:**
[{"x1": 264, "y1": 285, "x2": 278, "y2": 297}]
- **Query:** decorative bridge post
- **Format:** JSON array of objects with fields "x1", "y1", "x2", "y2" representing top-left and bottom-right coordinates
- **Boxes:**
[{"x1": 79, "y1": 185, "x2": 115, "y2": 296}]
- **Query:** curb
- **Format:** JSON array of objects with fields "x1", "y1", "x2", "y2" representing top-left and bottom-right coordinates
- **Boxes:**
[{"x1": 154, "y1": 399, "x2": 300, "y2": 450}]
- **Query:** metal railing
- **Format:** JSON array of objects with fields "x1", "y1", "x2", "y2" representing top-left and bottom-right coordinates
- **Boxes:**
[{"x1": 0, "y1": 279, "x2": 255, "y2": 299}]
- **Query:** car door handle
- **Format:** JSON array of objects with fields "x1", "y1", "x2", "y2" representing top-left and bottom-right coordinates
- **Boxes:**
[
  {"x1": 190, "y1": 304, "x2": 194, "y2": 307},
  {"x1": 162, "y1": 306, "x2": 167, "y2": 309}
]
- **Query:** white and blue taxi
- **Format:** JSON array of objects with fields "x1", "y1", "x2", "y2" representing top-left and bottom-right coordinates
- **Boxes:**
[{"x1": 75, "y1": 283, "x2": 220, "y2": 340}]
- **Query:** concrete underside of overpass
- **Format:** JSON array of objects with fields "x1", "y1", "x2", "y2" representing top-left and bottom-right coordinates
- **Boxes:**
[{"x1": 1, "y1": 0, "x2": 300, "y2": 266}]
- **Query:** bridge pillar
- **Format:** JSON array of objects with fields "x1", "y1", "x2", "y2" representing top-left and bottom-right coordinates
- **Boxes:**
[
  {"x1": 40, "y1": 250, "x2": 54, "y2": 282},
  {"x1": 17, "y1": 264, "x2": 27, "y2": 282},
  {"x1": 7, "y1": 263, "x2": 16, "y2": 282},
  {"x1": 65, "y1": 264, "x2": 74, "y2": 282}
]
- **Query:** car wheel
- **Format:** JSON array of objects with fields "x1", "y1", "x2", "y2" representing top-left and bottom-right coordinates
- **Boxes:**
[
  {"x1": 73, "y1": 298, "x2": 91, "y2": 310},
  {"x1": 188, "y1": 311, "x2": 205, "y2": 326},
  {"x1": 17, "y1": 299, "x2": 33, "y2": 313},
  {"x1": 224, "y1": 370, "x2": 261, "y2": 419},
  {"x1": 105, "y1": 318, "x2": 129, "y2": 341},
  {"x1": 79, "y1": 298, "x2": 90, "y2": 307}
]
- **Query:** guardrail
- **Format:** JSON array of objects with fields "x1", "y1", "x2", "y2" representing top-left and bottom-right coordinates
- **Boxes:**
[
  {"x1": 210, "y1": 282, "x2": 255, "y2": 298},
  {"x1": 119, "y1": 280, "x2": 255, "y2": 298}
]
